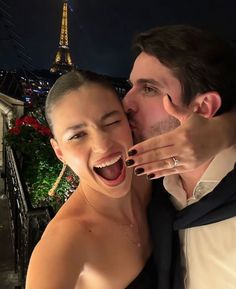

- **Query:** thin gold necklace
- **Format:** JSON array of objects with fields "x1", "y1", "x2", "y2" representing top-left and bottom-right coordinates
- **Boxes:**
[{"x1": 80, "y1": 190, "x2": 141, "y2": 248}]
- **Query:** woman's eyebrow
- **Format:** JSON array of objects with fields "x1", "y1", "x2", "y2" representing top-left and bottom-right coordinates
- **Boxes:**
[
  {"x1": 65, "y1": 123, "x2": 86, "y2": 132},
  {"x1": 63, "y1": 111, "x2": 121, "y2": 134},
  {"x1": 64, "y1": 111, "x2": 120, "y2": 133},
  {"x1": 100, "y1": 110, "x2": 121, "y2": 121}
]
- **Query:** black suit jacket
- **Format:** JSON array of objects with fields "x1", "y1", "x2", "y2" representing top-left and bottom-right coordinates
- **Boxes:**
[{"x1": 147, "y1": 164, "x2": 236, "y2": 289}]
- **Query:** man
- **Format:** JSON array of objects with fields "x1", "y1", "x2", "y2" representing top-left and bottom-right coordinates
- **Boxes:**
[{"x1": 122, "y1": 25, "x2": 236, "y2": 289}]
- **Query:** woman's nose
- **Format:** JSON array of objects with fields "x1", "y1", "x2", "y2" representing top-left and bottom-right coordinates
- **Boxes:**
[{"x1": 91, "y1": 131, "x2": 113, "y2": 154}]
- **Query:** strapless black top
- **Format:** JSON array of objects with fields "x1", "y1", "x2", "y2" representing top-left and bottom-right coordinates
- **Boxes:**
[{"x1": 125, "y1": 255, "x2": 156, "y2": 289}]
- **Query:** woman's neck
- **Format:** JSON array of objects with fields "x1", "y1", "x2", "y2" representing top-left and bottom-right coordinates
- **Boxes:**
[{"x1": 78, "y1": 182, "x2": 138, "y2": 225}]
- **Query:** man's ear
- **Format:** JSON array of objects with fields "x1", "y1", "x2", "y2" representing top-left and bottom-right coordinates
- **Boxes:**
[
  {"x1": 191, "y1": 91, "x2": 222, "y2": 118},
  {"x1": 50, "y1": 138, "x2": 64, "y2": 162}
]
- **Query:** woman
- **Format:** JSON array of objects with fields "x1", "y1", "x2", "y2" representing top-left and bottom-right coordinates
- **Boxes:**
[{"x1": 26, "y1": 71, "x2": 154, "y2": 289}]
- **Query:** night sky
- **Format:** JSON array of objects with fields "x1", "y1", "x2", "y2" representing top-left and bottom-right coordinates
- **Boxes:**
[{"x1": 1, "y1": 0, "x2": 236, "y2": 77}]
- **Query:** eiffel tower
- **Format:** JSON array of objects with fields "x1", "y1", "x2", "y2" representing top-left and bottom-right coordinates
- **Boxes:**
[{"x1": 50, "y1": 0, "x2": 74, "y2": 73}]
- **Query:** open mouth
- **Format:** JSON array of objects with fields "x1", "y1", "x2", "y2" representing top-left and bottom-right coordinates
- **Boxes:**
[{"x1": 93, "y1": 155, "x2": 125, "y2": 185}]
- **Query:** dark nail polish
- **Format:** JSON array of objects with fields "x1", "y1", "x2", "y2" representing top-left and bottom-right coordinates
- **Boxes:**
[
  {"x1": 128, "y1": 149, "x2": 137, "y2": 157},
  {"x1": 167, "y1": 94, "x2": 172, "y2": 103},
  {"x1": 147, "y1": 173, "x2": 155, "y2": 180},
  {"x1": 125, "y1": 159, "x2": 135, "y2": 167},
  {"x1": 135, "y1": 168, "x2": 145, "y2": 175}
]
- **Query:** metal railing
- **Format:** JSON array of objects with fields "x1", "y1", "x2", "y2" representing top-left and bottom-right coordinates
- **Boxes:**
[{"x1": 5, "y1": 144, "x2": 53, "y2": 287}]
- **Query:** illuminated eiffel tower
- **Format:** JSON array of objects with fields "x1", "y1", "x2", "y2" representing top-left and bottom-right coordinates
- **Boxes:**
[{"x1": 50, "y1": 0, "x2": 74, "y2": 73}]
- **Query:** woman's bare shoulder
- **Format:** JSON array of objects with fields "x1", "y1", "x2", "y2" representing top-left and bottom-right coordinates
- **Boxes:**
[{"x1": 26, "y1": 199, "x2": 90, "y2": 289}]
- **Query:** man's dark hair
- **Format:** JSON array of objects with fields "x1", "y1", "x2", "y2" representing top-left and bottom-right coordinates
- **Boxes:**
[{"x1": 133, "y1": 24, "x2": 236, "y2": 115}]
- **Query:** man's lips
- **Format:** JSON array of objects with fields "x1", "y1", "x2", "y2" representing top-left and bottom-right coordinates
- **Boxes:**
[{"x1": 128, "y1": 120, "x2": 137, "y2": 130}]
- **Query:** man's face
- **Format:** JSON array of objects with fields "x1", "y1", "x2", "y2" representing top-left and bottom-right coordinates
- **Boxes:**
[{"x1": 123, "y1": 52, "x2": 183, "y2": 143}]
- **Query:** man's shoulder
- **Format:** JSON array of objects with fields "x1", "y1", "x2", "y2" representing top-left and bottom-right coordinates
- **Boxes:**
[
  {"x1": 148, "y1": 178, "x2": 177, "y2": 220},
  {"x1": 151, "y1": 178, "x2": 173, "y2": 202}
]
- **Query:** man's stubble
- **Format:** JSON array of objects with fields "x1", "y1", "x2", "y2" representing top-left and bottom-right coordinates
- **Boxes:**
[{"x1": 133, "y1": 115, "x2": 180, "y2": 144}]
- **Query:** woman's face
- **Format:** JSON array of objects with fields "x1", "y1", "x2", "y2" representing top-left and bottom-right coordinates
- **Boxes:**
[{"x1": 50, "y1": 83, "x2": 133, "y2": 198}]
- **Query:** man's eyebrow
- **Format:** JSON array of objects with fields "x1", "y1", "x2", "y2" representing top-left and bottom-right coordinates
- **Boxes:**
[
  {"x1": 138, "y1": 78, "x2": 164, "y2": 87},
  {"x1": 128, "y1": 78, "x2": 165, "y2": 88},
  {"x1": 100, "y1": 110, "x2": 121, "y2": 121}
]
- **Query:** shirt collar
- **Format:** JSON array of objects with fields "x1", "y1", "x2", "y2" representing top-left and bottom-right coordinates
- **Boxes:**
[{"x1": 164, "y1": 146, "x2": 236, "y2": 209}]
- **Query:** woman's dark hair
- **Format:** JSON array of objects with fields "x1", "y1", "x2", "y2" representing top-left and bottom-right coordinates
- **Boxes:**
[
  {"x1": 133, "y1": 25, "x2": 236, "y2": 115},
  {"x1": 45, "y1": 70, "x2": 117, "y2": 132}
]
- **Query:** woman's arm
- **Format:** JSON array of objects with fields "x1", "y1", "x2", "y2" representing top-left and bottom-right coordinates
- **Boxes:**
[{"x1": 25, "y1": 223, "x2": 84, "y2": 289}]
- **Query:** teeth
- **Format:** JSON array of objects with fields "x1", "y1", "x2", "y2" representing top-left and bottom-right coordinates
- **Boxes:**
[{"x1": 94, "y1": 155, "x2": 121, "y2": 169}]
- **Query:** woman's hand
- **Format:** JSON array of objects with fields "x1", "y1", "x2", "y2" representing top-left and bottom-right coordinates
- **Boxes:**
[{"x1": 126, "y1": 95, "x2": 236, "y2": 179}]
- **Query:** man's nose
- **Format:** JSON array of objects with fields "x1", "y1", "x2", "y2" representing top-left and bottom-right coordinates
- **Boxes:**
[
  {"x1": 122, "y1": 89, "x2": 138, "y2": 114},
  {"x1": 92, "y1": 131, "x2": 113, "y2": 154}
]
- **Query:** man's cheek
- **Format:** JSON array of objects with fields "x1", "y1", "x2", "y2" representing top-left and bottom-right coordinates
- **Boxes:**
[{"x1": 146, "y1": 106, "x2": 167, "y2": 124}]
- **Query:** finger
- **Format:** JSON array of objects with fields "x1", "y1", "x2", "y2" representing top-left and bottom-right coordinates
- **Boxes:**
[
  {"x1": 163, "y1": 94, "x2": 191, "y2": 124},
  {"x1": 146, "y1": 166, "x2": 185, "y2": 179},
  {"x1": 133, "y1": 158, "x2": 181, "y2": 176},
  {"x1": 126, "y1": 146, "x2": 176, "y2": 168},
  {"x1": 147, "y1": 162, "x2": 200, "y2": 179},
  {"x1": 127, "y1": 132, "x2": 176, "y2": 156}
]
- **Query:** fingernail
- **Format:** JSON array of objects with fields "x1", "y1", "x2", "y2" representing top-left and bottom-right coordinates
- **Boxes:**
[
  {"x1": 167, "y1": 94, "x2": 172, "y2": 103},
  {"x1": 147, "y1": 173, "x2": 155, "y2": 180},
  {"x1": 125, "y1": 159, "x2": 135, "y2": 167},
  {"x1": 128, "y1": 149, "x2": 137, "y2": 157},
  {"x1": 135, "y1": 168, "x2": 144, "y2": 175}
]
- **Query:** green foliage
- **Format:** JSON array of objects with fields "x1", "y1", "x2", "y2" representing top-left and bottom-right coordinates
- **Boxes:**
[{"x1": 5, "y1": 110, "x2": 79, "y2": 212}]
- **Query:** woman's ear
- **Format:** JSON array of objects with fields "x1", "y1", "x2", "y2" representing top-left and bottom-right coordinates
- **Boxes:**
[
  {"x1": 191, "y1": 91, "x2": 222, "y2": 118},
  {"x1": 50, "y1": 138, "x2": 64, "y2": 162}
]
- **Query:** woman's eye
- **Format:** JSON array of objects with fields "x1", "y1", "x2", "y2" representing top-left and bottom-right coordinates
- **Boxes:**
[
  {"x1": 69, "y1": 132, "x2": 86, "y2": 140},
  {"x1": 106, "y1": 120, "x2": 121, "y2": 127}
]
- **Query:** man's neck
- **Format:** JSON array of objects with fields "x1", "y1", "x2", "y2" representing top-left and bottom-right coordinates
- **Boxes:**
[{"x1": 179, "y1": 159, "x2": 213, "y2": 199}]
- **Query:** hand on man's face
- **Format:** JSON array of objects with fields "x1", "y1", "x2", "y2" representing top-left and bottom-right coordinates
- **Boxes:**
[{"x1": 125, "y1": 95, "x2": 215, "y2": 179}]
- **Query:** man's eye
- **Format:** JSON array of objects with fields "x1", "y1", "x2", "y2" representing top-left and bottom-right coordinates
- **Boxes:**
[
  {"x1": 143, "y1": 85, "x2": 156, "y2": 93},
  {"x1": 106, "y1": 120, "x2": 121, "y2": 127},
  {"x1": 143, "y1": 85, "x2": 164, "y2": 96},
  {"x1": 69, "y1": 132, "x2": 86, "y2": 140},
  {"x1": 145, "y1": 87, "x2": 153, "y2": 92}
]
